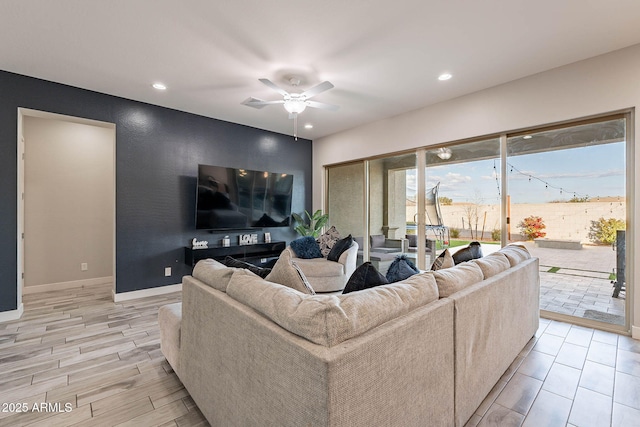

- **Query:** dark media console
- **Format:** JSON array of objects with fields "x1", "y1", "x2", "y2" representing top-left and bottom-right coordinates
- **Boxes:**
[{"x1": 184, "y1": 241, "x2": 286, "y2": 267}]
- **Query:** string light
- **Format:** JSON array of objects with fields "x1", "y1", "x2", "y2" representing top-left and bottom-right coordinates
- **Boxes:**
[{"x1": 507, "y1": 162, "x2": 591, "y2": 200}]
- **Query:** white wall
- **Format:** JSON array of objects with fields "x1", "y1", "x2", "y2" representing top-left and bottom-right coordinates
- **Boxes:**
[
  {"x1": 23, "y1": 115, "x2": 115, "y2": 287},
  {"x1": 314, "y1": 43, "x2": 640, "y2": 336}
]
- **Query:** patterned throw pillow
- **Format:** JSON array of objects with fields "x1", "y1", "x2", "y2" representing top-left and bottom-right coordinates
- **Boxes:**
[
  {"x1": 290, "y1": 236, "x2": 324, "y2": 259},
  {"x1": 431, "y1": 249, "x2": 455, "y2": 271},
  {"x1": 342, "y1": 262, "x2": 389, "y2": 294},
  {"x1": 386, "y1": 255, "x2": 420, "y2": 282},
  {"x1": 316, "y1": 226, "x2": 341, "y2": 257}
]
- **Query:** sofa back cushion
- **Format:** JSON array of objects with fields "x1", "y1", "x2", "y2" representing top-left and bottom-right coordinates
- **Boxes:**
[
  {"x1": 499, "y1": 244, "x2": 531, "y2": 266},
  {"x1": 226, "y1": 269, "x2": 439, "y2": 347},
  {"x1": 471, "y1": 252, "x2": 511, "y2": 279},
  {"x1": 370, "y1": 234, "x2": 386, "y2": 248},
  {"x1": 432, "y1": 262, "x2": 484, "y2": 298},
  {"x1": 192, "y1": 258, "x2": 238, "y2": 292}
]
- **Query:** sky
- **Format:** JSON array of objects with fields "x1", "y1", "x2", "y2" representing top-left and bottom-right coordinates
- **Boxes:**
[{"x1": 406, "y1": 142, "x2": 625, "y2": 204}]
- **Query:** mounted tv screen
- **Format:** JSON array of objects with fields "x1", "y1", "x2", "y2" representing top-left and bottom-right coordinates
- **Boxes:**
[{"x1": 195, "y1": 164, "x2": 294, "y2": 230}]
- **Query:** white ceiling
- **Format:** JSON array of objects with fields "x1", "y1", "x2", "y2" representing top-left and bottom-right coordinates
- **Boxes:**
[{"x1": 3, "y1": 1, "x2": 640, "y2": 140}]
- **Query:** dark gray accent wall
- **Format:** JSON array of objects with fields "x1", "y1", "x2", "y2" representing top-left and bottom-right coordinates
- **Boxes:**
[{"x1": 0, "y1": 70, "x2": 312, "y2": 312}]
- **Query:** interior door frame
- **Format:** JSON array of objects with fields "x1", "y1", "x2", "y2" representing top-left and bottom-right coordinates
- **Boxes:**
[{"x1": 17, "y1": 108, "x2": 117, "y2": 309}]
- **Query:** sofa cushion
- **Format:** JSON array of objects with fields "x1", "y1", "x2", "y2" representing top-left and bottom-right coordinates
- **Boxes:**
[
  {"x1": 431, "y1": 249, "x2": 455, "y2": 271},
  {"x1": 432, "y1": 262, "x2": 484, "y2": 298},
  {"x1": 327, "y1": 234, "x2": 353, "y2": 262},
  {"x1": 499, "y1": 244, "x2": 531, "y2": 266},
  {"x1": 406, "y1": 234, "x2": 418, "y2": 248},
  {"x1": 290, "y1": 236, "x2": 324, "y2": 259},
  {"x1": 471, "y1": 252, "x2": 511, "y2": 279},
  {"x1": 317, "y1": 225, "x2": 341, "y2": 257},
  {"x1": 226, "y1": 268, "x2": 439, "y2": 347},
  {"x1": 158, "y1": 302, "x2": 182, "y2": 374},
  {"x1": 370, "y1": 234, "x2": 386, "y2": 248},
  {"x1": 223, "y1": 256, "x2": 272, "y2": 278},
  {"x1": 293, "y1": 257, "x2": 345, "y2": 277},
  {"x1": 265, "y1": 248, "x2": 315, "y2": 294},
  {"x1": 452, "y1": 241, "x2": 483, "y2": 264},
  {"x1": 192, "y1": 258, "x2": 238, "y2": 292},
  {"x1": 343, "y1": 262, "x2": 389, "y2": 294},
  {"x1": 386, "y1": 255, "x2": 419, "y2": 283}
]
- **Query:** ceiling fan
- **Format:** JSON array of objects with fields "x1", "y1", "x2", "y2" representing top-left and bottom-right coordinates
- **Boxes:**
[{"x1": 242, "y1": 77, "x2": 339, "y2": 139}]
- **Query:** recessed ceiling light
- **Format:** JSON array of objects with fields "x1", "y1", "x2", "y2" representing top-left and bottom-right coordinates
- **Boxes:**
[
  {"x1": 304, "y1": 123, "x2": 313, "y2": 129},
  {"x1": 438, "y1": 73, "x2": 452, "y2": 81},
  {"x1": 152, "y1": 82, "x2": 167, "y2": 90}
]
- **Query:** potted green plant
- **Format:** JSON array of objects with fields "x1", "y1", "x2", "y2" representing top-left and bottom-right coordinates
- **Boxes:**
[{"x1": 292, "y1": 209, "x2": 329, "y2": 238}]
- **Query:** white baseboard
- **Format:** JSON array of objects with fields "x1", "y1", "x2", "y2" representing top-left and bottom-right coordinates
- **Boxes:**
[
  {"x1": 113, "y1": 283, "x2": 182, "y2": 302},
  {"x1": 0, "y1": 303, "x2": 24, "y2": 322},
  {"x1": 632, "y1": 325, "x2": 640, "y2": 340},
  {"x1": 23, "y1": 276, "x2": 113, "y2": 294}
]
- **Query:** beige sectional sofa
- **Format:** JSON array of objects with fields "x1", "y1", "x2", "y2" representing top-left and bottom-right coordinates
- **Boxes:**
[{"x1": 159, "y1": 244, "x2": 539, "y2": 427}]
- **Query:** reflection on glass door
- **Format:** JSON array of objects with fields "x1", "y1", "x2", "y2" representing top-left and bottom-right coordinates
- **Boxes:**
[
  {"x1": 326, "y1": 162, "x2": 365, "y2": 268},
  {"x1": 507, "y1": 117, "x2": 627, "y2": 328}
]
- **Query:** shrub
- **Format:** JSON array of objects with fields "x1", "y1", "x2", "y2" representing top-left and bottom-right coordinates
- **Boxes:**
[
  {"x1": 439, "y1": 196, "x2": 453, "y2": 206},
  {"x1": 588, "y1": 217, "x2": 625, "y2": 245},
  {"x1": 491, "y1": 229, "x2": 501, "y2": 241},
  {"x1": 518, "y1": 216, "x2": 546, "y2": 240},
  {"x1": 449, "y1": 228, "x2": 460, "y2": 238}
]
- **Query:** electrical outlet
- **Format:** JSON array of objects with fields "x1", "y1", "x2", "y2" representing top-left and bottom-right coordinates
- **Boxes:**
[
  {"x1": 81, "y1": 263, "x2": 88, "y2": 271},
  {"x1": 164, "y1": 267, "x2": 172, "y2": 277}
]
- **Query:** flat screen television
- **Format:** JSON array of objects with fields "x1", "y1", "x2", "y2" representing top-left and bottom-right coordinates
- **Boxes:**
[{"x1": 195, "y1": 164, "x2": 294, "y2": 230}]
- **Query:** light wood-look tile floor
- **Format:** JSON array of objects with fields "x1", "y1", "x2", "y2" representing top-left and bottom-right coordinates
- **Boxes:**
[
  {"x1": 0, "y1": 283, "x2": 208, "y2": 426},
  {"x1": 2, "y1": 282, "x2": 640, "y2": 426}
]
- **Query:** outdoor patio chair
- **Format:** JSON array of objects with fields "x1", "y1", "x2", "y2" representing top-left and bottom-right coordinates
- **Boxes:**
[{"x1": 425, "y1": 182, "x2": 450, "y2": 249}]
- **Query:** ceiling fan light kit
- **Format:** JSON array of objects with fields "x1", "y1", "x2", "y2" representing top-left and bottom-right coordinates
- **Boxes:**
[{"x1": 242, "y1": 76, "x2": 339, "y2": 140}]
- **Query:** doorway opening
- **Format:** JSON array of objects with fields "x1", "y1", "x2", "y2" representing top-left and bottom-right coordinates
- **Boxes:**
[{"x1": 17, "y1": 108, "x2": 116, "y2": 309}]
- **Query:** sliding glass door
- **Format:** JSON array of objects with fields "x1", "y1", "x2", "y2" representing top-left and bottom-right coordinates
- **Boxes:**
[
  {"x1": 507, "y1": 116, "x2": 628, "y2": 328},
  {"x1": 325, "y1": 113, "x2": 631, "y2": 331}
]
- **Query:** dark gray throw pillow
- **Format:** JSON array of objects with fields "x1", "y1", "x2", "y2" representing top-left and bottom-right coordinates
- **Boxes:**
[
  {"x1": 327, "y1": 234, "x2": 353, "y2": 262},
  {"x1": 223, "y1": 256, "x2": 272, "y2": 278},
  {"x1": 342, "y1": 262, "x2": 389, "y2": 294},
  {"x1": 452, "y1": 241, "x2": 483, "y2": 264},
  {"x1": 385, "y1": 255, "x2": 419, "y2": 282},
  {"x1": 290, "y1": 236, "x2": 324, "y2": 259}
]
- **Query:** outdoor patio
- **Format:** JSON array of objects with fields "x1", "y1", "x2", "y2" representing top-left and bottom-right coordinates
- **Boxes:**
[
  {"x1": 522, "y1": 241, "x2": 626, "y2": 326},
  {"x1": 447, "y1": 241, "x2": 626, "y2": 326}
]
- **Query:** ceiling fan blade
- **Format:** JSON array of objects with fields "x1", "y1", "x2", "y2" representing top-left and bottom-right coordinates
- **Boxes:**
[
  {"x1": 242, "y1": 97, "x2": 284, "y2": 109},
  {"x1": 305, "y1": 100, "x2": 340, "y2": 111},
  {"x1": 259, "y1": 78, "x2": 289, "y2": 97},
  {"x1": 300, "y1": 81, "x2": 334, "y2": 99}
]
